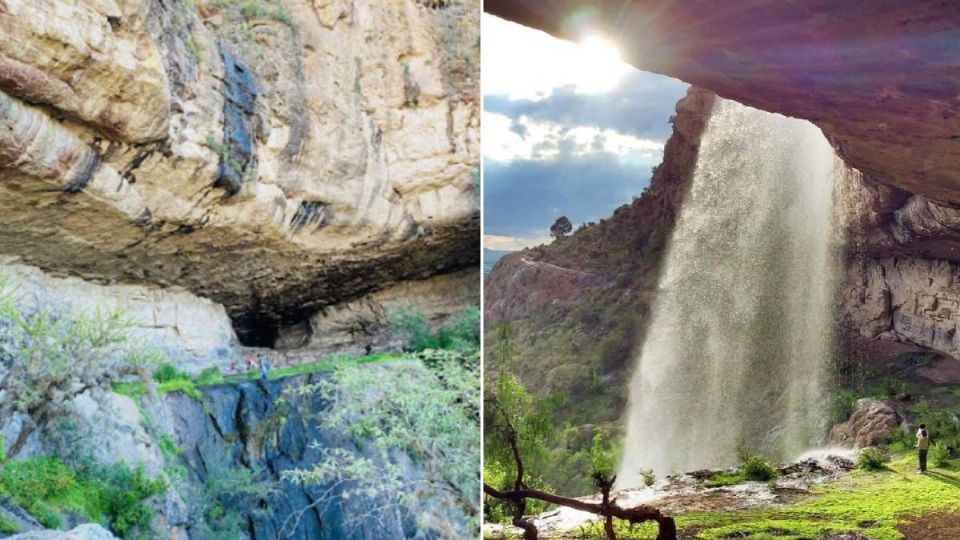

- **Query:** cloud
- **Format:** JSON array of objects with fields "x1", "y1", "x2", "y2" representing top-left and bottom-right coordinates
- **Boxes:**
[
  {"x1": 483, "y1": 112, "x2": 664, "y2": 165},
  {"x1": 484, "y1": 234, "x2": 550, "y2": 251},
  {"x1": 485, "y1": 70, "x2": 688, "y2": 142},
  {"x1": 483, "y1": 153, "x2": 656, "y2": 241}
]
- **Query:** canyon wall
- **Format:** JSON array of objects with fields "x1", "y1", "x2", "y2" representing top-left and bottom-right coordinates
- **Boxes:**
[
  {"x1": 484, "y1": 2, "x2": 960, "y2": 429},
  {"x1": 0, "y1": 0, "x2": 480, "y2": 344}
]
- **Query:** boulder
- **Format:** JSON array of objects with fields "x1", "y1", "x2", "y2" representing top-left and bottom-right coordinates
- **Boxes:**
[
  {"x1": 828, "y1": 398, "x2": 901, "y2": 448},
  {"x1": 7, "y1": 524, "x2": 118, "y2": 540}
]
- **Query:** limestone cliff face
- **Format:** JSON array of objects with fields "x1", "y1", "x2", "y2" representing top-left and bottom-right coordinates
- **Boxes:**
[{"x1": 0, "y1": 0, "x2": 479, "y2": 344}]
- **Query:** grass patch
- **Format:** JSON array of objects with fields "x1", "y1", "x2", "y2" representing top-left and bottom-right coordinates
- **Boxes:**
[
  {"x1": 157, "y1": 378, "x2": 201, "y2": 400},
  {"x1": 112, "y1": 354, "x2": 407, "y2": 404},
  {"x1": 218, "y1": 352, "x2": 406, "y2": 385},
  {"x1": 111, "y1": 381, "x2": 146, "y2": 401},
  {"x1": 0, "y1": 515, "x2": 18, "y2": 534},
  {"x1": 704, "y1": 456, "x2": 778, "y2": 488},
  {"x1": 565, "y1": 455, "x2": 960, "y2": 539}
]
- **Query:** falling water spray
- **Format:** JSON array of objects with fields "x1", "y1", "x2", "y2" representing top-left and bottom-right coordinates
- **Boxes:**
[{"x1": 618, "y1": 98, "x2": 845, "y2": 485}]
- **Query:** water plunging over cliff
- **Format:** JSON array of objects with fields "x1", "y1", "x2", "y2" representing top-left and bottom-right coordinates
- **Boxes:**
[{"x1": 618, "y1": 99, "x2": 843, "y2": 485}]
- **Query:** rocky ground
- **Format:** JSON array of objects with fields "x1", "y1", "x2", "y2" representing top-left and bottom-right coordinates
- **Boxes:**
[{"x1": 484, "y1": 450, "x2": 960, "y2": 539}]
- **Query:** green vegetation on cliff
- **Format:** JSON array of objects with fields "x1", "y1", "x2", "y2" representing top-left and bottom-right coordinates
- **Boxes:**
[{"x1": 0, "y1": 456, "x2": 166, "y2": 537}]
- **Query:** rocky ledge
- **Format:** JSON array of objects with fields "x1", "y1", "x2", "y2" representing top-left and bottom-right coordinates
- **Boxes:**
[{"x1": 0, "y1": 0, "x2": 480, "y2": 344}]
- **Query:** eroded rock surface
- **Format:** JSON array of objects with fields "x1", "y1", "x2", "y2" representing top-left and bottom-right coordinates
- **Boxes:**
[
  {"x1": 828, "y1": 398, "x2": 901, "y2": 449},
  {"x1": 0, "y1": 0, "x2": 480, "y2": 343},
  {"x1": 7, "y1": 524, "x2": 118, "y2": 540}
]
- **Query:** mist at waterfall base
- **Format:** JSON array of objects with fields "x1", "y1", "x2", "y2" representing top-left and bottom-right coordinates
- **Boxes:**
[{"x1": 618, "y1": 99, "x2": 845, "y2": 486}]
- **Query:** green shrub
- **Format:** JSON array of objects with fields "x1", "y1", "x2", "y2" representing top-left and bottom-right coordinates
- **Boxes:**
[
  {"x1": 157, "y1": 378, "x2": 202, "y2": 400},
  {"x1": 0, "y1": 516, "x2": 18, "y2": 534},
  {"x1": 390, "y1": 305, "x2": 436, "y2": 352},
  {"x1": 639, "y1": 468, "x2": 656, "y2": 487},
  {"x1": 857, "y1": 447, "x2": 890, "y2": 470},
  {"x1": 196, "y1": 367, "x2": 224, "y2": 386},
  {"x1": 0, "y1": 434, "x2": 5, "y2": 463},
  {"x1": 742, "y1": 455, "x2": 777, "y2": 481},
  {"x1": 929, "y1": 440, "x2": 950, "y2": 467},
  {"x1": 888, "y1": 426, "x2": 914, "y2": 453},
  {"x1": 875, "y1": 377, "x2": 907, "y2": 398},
  {"x1": 0, "y1": 456, "x2": 166, "y2": 538},
  {"x1": 92, "y1": 463, "x2": 167, "y2": 538},
  {"x1": 588, "y1": 432, "x2": 618, "y2": 480},
  {"x1": 704, "y1": 455, "x2": 777, "y2": 487},
  {"x1": 445, "y1": 305, "x2": 480, "y2": 351},
  {"x1": 0, "y1": 456, "x2": 92, "y2": 525},
  {"x1": 390, "y1": 305, "x2": 481, "y2": 353},
  {"x1": 829, "y1": 389, "x2": 858, "y2": 425},
  {"x1": 153, "y1": 363, "x2": 185, "y2": 383},
  {"x1": 158, "y1": 433, "x2": 183, "y2": 461}
]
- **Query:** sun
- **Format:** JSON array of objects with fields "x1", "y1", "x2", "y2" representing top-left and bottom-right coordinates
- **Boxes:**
[{"x1": 573, "y1": 35, "x2": 630, "y2": 93}]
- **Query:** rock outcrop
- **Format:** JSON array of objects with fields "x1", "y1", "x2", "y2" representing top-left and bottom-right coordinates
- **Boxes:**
[
  {"x1": 0, "y1": 0, "x2": 480, "y2": 344},
  {"x1": 7, "y1": 524, "x2": 118, "y2": 540},
  {"x1": 827, "y1": 399, "x2": 901, "y2": 449}
]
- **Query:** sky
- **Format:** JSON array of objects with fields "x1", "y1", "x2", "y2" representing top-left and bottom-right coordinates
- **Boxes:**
[{"x1": 482, "y1": 14, "x2": 688, "y2": 250}]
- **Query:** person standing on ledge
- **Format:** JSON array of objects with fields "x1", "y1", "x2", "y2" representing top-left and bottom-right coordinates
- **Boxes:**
[
  {"x1": 261, "y1": 356, "x2": 270, "y2": 384},
  {"x1": 916, "y1": 423, "x2": 930, "y2": 473}
]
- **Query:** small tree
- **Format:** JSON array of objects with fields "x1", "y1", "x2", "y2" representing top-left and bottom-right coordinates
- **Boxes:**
[
  {"x1": 482, "y1": 321, "x2": 676, "y2": 540},
  {"x1": 550, "y1": 216, "x2": 573, "y2": 240},
  {"x1": 0, "y1": 278, "x2": 159, "y2": 460},
  {"x1": 281, "y1": 352, "x2": 480, "y2": 538}
]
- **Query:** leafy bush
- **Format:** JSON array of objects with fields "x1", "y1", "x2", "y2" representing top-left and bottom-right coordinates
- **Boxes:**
[
  {"x1": 911, "y1": 402, "x2": 960, "y2": 459},
  {"x1": 0, "y1": 280, "x2": 161, "y2": 459},
  {"x1": 875, "y1": 377, "x2": 907, "y2": 398},
  {"x1": 91, "y1": 463, "x2": 167, "y2": 538},
  {"x1": 285, "y1": 358, "x2": 480, "y2": 537},
  {"x1": 929, "y1": 440, "x2": 950, "y2": 467},
  {"x1": 0, "y1": 434, "x2": 5, "y2": 464},
  {"x1": 446, "y1": 305, "x2": 481, "y2": 351},
  {"x1": 153, "y1": 363, "x2": 187, "y2": 383},
  {"x1": 0, "y1": 456, "x2": 97, "y2": 528},
  {"x1": 705, "y1": 455, "x2": 777, "y2": 487},
  {"x1": 196, "y1": 366, "x2": 224, "y2": 386},
  {"x1": 857, "y1": 447, "x2": 890, "y2": 470},
  {"x1": 639, "y1": 468, "x2": 656, "y2": 487},
  {"x1": 187, "y1": 455, "x2": 276, "y2": 540},
  {"x1": 829, "y1": 389, "x2": 859, "y2": 426},
  {"x1": 0, "y1": 516, "x2": 18, "y2": 534},
  {"x1": 742, "y1": 455, "x2": 777, "y2": 481},
  {"x1": 390, "y1": 305, "x2": 437, "y2": 351},
  {"x1": 0, "y1": 456, "x2": 166, "y2": 538},
  {"x1": 588, "y1": 432, "x2": 618, "y2": 480},
  {"x1": 888, "y1": 426, "x2": 915, "y2": 454}
]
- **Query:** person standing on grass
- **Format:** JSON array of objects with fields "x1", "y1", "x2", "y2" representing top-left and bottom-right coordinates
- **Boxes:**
[
  {"x1": 916, "y1": 423, "x2": 930, "y2": 473},
  {"x1": 261, "y1": 356, "x2": 270, "y2": 383}
]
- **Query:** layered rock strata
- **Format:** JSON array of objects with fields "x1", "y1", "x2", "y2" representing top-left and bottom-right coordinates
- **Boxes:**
[{"x1": 0, "y1": 0, "x2": 480, "y2": 344}]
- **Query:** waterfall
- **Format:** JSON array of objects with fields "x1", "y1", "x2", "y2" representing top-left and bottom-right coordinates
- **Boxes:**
[{"x1": 618, "y1": 98, "x2": 844, "y2": 485}]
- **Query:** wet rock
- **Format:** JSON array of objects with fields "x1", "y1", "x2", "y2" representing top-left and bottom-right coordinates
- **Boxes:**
[{"x1": 828, "y1": 399, "x2": 901, "y2": 448}]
